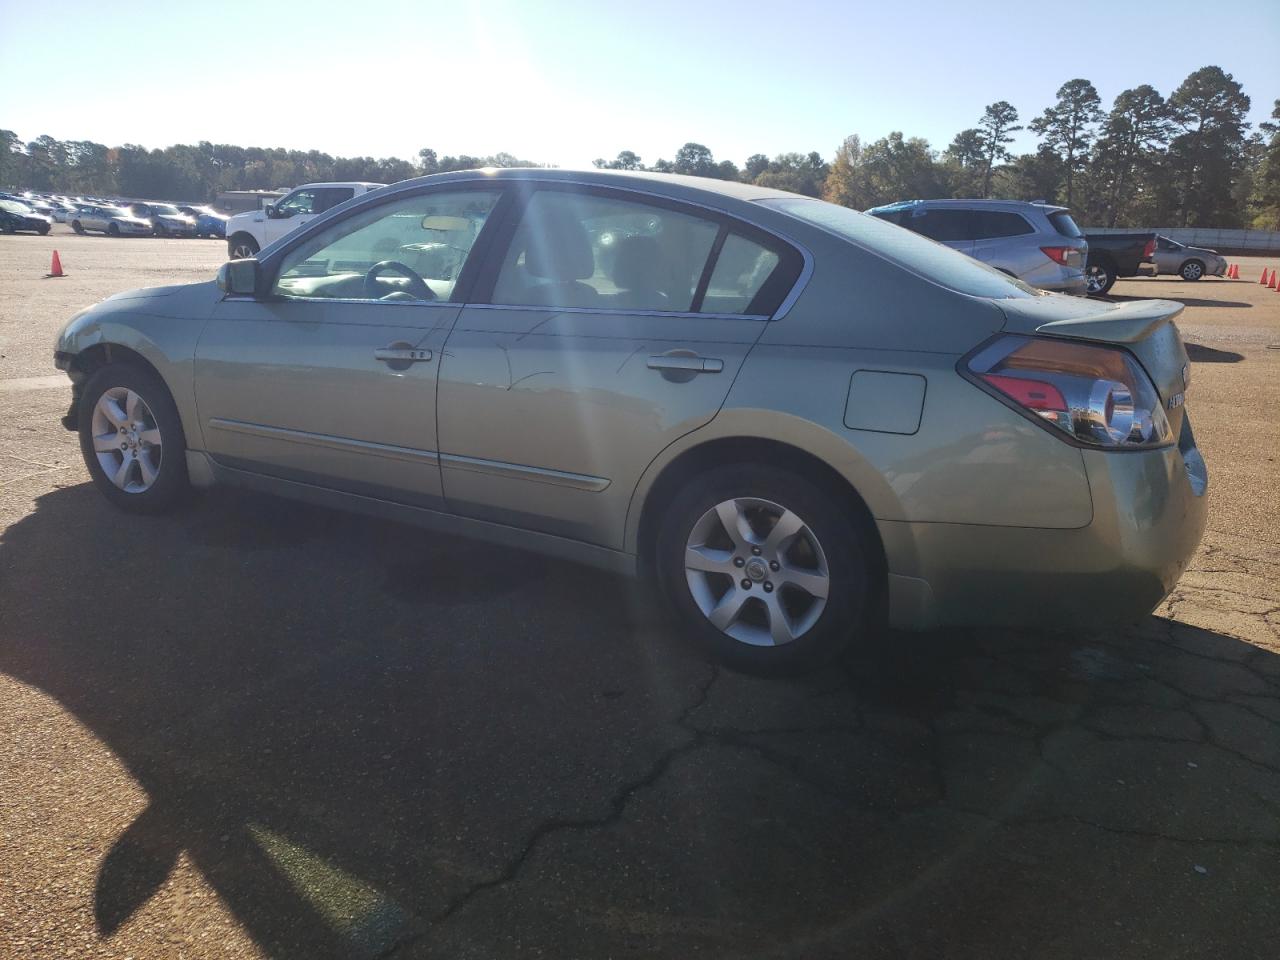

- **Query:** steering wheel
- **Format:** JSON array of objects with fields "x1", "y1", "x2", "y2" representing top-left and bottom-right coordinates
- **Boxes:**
[{"x1": 364, "y1": 260, "x2": 435, "y2": 301}]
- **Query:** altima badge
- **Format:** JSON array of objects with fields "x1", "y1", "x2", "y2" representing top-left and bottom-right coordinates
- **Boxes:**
[{"x1": 1168, "y1": 392, "x2": 1185, "y2": 409}]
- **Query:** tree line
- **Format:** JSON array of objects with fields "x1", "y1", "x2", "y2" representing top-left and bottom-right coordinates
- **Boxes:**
[{"x1": 3, "y1": 65, "x2": 1277, "y2": 229}]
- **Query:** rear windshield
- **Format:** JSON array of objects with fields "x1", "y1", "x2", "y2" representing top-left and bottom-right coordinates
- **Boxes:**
[
  {"x1": 1048, "y1": 211, "x2": 1082, "y2": 238},
  {"x1": 761, "y1": 197, "x2": 1036, "y2": 300}
]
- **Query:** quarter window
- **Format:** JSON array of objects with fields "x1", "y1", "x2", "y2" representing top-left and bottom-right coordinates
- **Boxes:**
[
  {"x1": 490, "y1": 191, "x2": 719, "y2": 311},
  {"x1": 272, "y1": 189, "x2": 501, "y2": 302},
  {"x1": 973, "y1": 211, "x2": 1034, "y2": 239},
  {"x1": 701, "y1": 234, "x2": 780, "y2": 314}
]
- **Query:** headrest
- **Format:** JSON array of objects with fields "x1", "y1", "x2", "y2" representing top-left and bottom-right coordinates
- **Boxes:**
[
  {"x1": 610, "y1": 235, "x2": 663, "y2": 291},
  {"x1": 522, "y1": 206, "x2": 594, "y2": 281}
]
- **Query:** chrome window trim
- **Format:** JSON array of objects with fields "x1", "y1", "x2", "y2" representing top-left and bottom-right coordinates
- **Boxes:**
[
  {"x1": 461, "y1": 303, "x2": 768, "y2": 322},
  {"x1": 272, "y1": 295, "x2": 460, "y2": 309},
  {"x1": 256, "y1": 175, "x2": 814, "y2": 322},
  {"x1": 208, "y1": 418, "x2": 439, "y2": 465}
]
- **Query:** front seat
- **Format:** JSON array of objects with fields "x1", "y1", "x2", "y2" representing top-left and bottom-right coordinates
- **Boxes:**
[
  {"x1": 515, "y1": 206, "x2": 599, "y2": 307},
  {"x1": 609, "y1": 235, "x2": 668, "y2": 309}
]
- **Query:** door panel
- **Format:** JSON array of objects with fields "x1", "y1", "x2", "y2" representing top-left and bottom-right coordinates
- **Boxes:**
[
  {"x1": 195, "y1": 298, "x2": 457, "y2": 507},
  {"x1": 438, "y1": 308, "x2": 765, "y2": 548}
]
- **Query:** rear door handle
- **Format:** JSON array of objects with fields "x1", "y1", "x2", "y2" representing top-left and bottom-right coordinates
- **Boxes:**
[
  {"x1": 646, "y1": 355, "x2": 723, "y2": 374},
  {"x1": 375, "y1": 346, "x2": 432, "y2": 363}
]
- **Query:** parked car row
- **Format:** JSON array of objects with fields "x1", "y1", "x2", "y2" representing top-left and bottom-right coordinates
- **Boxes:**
[{"x1": 1, "y1": 190, "x2": 230, "y2": 239}]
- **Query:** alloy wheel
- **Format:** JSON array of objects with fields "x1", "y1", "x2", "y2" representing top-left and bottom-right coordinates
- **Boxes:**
[
  {"x1": 684, "y1": 497, "x2": 830, "y2": 647},
  {"x1": 1085, "y1": 265, "x2": 1109, "y2": 294},
  {"x1": 90, "y1": 387, "x2": 163, "y2": 493}
]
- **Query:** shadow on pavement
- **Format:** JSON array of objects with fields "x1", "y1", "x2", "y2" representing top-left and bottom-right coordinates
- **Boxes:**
[
  {"x1": 1105, "y1": 292, "x2": 1252, "y2": 309},
  {"x1": 1185, "y1": 343, "x2": 1246, "y2": 363},
  {"x1": 3, "y1": 484, "x2": 1278, "y2": 959}
]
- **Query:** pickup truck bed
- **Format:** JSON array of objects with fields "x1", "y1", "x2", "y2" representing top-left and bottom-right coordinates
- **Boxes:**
[{"x1": 1082, "y1": 232, "x2": 1156, "y2": 295}]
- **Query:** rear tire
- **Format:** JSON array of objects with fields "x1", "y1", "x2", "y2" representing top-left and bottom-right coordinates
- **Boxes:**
[
  {"x1": 107, "y1": 223, "x2": 120, "y2": 237},
  {"x1": 655, "y1": 463, "x2": 870, "y2": 675},
  {"x1": 78, "y1": 362, "x2": 190, "y2": 514},
  {"x1": 72, "y1": 220, "x2": 84, "y2": 234},
  {"x1": 1085, "y1": 258, "x2": 1116, "y2": 296},
  {"x1": 1180, "y1": 259, "x2": 1204, "y2": 281},
  {"x1": 38, "y1": 222, "x2": 50, "y2": 235}
]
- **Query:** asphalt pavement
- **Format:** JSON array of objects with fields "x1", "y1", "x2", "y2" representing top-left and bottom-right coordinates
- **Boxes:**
[{"x1": 1, "y1": 231, "x2": 1278, "y2": 959}]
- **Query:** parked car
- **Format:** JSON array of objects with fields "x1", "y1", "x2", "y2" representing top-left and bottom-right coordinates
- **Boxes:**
[
  {"x1": 53, "y1": 169, "x2": 1206, "y2": 674},
  {"x1": 0, "y1": 198, "x2": 53, "y2": 234},
  {"x1": 128, "y1": 202, "x2": 198, "y2": 237},
  {"x1": 1152, "y1": 236, "x2": 1228, "y2": 281},
  {"x1": 1081, "y1": 232, "x2": 1157, "y2": 295},
  {"x1": 865, "y1": 199, "x2": 1088, "y2": 295},
  {"x1": 224, "y1": 181, "x2": 386, "y2": 259},
  {"x1": 179, "y1": 204, "x2": 228, "y2": 239},
  {"x1": 47, "y1": 200, "x2": 80, "y2": 223},
  {"x1": 69, "y1": 204, "x2": 154, "y2": 237}
]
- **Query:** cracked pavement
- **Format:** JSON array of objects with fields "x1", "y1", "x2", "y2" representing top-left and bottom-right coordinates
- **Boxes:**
[{"x1": 1, "y1": 234, "x2": 1278, "y2": 959}]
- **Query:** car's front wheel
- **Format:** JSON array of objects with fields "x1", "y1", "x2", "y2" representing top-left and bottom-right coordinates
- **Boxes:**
[
  {"x1": 107, "y1": 223, "x2": 120, "y2": 237},
  {"x1": 71, "y1": 220, "x2": 84, "y2": 234},
  {"x1": 656, "y1": 464, "x2": 870, "y2": 674},
  {"x1": 1180, "y1": 259, "x2": 1204, "y2": 281},
  {"x1": 78, "y1": 363, "x2": 190, "y2": 513},
  {"x1": 228, "y1": 234, "x2": 260, "y2": 260}
]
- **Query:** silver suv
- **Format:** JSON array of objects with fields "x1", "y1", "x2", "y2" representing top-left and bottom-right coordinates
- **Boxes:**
[{"x1": 866, "y1": 199, "x2": 1088, "y2": 295}]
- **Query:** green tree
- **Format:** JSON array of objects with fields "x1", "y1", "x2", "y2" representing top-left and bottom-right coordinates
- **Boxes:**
[
  {"x1": 1166, "y1": 65, "x2": 1251, "y2": 226},
  {"x1": 977, "y1": 101, "x2": 1021, "y2": 197},
  {"x1": 1090, "y1": 85, "x2": 1173, "y2": 226},
  {"x1": 593, "y1": 150, "x2": 643, "y2": 170},
  {"x1": 751, "y1": 151, "x2": 829, "y2": 196},
  {"x1": 1249, "y1": 100, "x2": 1280, "y2": 229},
  {"x1": 943, "y1": 128, "x2": 986, "y2": 197},
  {"x1": 823, "y1": 135, "x2": 867, "y2": 208},
  {"x1": 1028, "y1": 79, "x2": 1103, "y2": 207}
]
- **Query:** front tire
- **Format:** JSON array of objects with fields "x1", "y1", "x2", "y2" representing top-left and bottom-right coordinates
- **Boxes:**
[
  {"x1": 72, "y1": 220, "x2": 85, "y2": 234},
  {"x1": 78, "y1": 363, "x2": 190, "y2": 514},
  {"x1": 1180, "y1": 259, "x2": 1204, "y2": 281},
  {"x1": 38, "y1": 222, "x2": 51, "y2": 235},
  {"x1": 107, "y1": 223, "x2": 120, "y2": 237},
  {"x1": 655, "y1": 464, "x2": 870, "y2": 674},
  {"x1": 228, "y1": 234, "x2": 260, "y2": 260}
]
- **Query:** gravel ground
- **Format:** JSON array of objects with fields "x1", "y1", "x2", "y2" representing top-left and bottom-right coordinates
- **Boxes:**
[{"x1": 2, "y1": 228, "x2": 1278, "y2": 959}]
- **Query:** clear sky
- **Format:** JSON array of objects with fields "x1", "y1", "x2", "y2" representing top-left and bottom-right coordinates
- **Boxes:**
[{"x1": 1, "y1": 0, "x2": 1276, "y2": 167}]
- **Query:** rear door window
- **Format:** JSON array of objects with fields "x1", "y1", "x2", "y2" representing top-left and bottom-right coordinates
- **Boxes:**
[{"x1": 974, "y1": 211, "x2": 1035, "y2": 239}]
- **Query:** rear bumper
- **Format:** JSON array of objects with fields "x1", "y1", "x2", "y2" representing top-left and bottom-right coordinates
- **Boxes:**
[{"x1": 882, "y1": 416, "x2": 1208, "y2": 631}]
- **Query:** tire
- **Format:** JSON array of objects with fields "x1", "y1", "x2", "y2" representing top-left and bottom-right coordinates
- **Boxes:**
[
  {"x1": 107, "y1": 223, "x2": 120, "y2": 237},
  {"x1": 655, "y1": 463, "x2": 870, "y2": 674},
  {"x1": 1085, "y1": 258, "x2": 1116, "y2": 296},
  {"x1": 228, "y1": 234, "x2": 260, "y2": 260},
  {"x1": 38, "y1": 223, "x2": 50, "y2": 236},
  {"x1": 1, "y1": 222, "x2": 14, "y2": 235},
  {"x1": 1180, "y1": 259, "x2": 1204, "y2": 281},
  {"x1": 71, "y1": 220, "x2": 84, "y2": 234},
  {"x1": 78, "y1": 362, "x2": 190, "y2": 514}
]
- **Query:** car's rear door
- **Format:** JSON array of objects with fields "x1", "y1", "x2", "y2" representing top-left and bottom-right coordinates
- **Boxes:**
[
  {"x1": 969, "y1": 210, "x2": 1035, "y2": 272},
  {"x1": 905, "y1": 208, "x2": 975, "y2": 255},
  {"x1": 195, "y1": 184, "x2": 506, "y2": 508},
  {"x1": 435, "y1": 184, "x2": 803, "y2": 550}
]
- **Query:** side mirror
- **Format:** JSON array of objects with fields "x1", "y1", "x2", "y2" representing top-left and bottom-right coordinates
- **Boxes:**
[
  {"x1": 264, "y1": 203, "x2": 277, "y2": 218},
  {"x1": 216, "y1": 258, "x2": 260, "y2": 296}
]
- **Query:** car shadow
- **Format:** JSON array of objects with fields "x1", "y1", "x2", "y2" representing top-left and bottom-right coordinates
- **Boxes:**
[
  {"x1": 1105, "y1": 292, "x2": 1252, "y2": 309},
  {"x1": 1185, "y1": 343, "x2": 1246, "y2": 363},
  {"x1": 2, "y1": 484, "x2": 1277, "y2": 959}
]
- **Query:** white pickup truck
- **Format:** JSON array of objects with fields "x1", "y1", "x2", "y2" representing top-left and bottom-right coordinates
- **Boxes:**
[{"x1": 225, "y1": 181, "x2": 385, "y2": 259}]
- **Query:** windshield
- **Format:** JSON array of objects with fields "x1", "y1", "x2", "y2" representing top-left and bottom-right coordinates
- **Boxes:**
[
  {"x1": 152, "y1": 204, "x2": 181, "y2": 216},
  {"x1": 0, "y1": 199, "x2": 32, "y2": 214},
  {"x1": 760, "y1": 197, "x2": 1036, "y2": 299}
]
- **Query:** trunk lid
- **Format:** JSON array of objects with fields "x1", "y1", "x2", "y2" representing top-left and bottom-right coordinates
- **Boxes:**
[{"x1": 997, "y1": 295, "x2": 1191, "y2": 434}]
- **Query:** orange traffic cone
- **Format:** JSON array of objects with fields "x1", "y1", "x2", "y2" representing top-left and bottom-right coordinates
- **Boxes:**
[
  {"x1": 1261, "y1": 268, "x2": 1272, "y2": 285},
  {"x1": 1229, "y1": 263, "x2": 1239, "y2": 279},
  {"x1": 1271, "y1": 271, "x2": 1279, "y2": 290},
  {"x1": 44, "y1": 250, "x2": 65, "y2": 278}
]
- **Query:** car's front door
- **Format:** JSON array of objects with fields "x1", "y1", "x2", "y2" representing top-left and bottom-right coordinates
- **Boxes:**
[
  {"x1": 263, "y1": 188, "x2": 330, "y2": 246},
  {"x1": 195, "y1": 185, "x2": 505, "y2": 508},
  {"x1": 436, "y1": 186, "x2": 803, "y2": 549}
]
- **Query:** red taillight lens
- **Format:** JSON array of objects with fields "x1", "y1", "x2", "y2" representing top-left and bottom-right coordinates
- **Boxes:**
[
  {"x1": 1143, "y1": 238, "x2": 1156, "y2": 259},
  {"x1": 1040, "y1": 246, "x2": 1072, "y2": 266},
  {"x1": 965, "y1": 335, "x2": 1174, "y2": 448}
]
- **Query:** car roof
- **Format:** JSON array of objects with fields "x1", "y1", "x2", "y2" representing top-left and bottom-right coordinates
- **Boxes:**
[
  {"x1": 867, "y1": 198, "x2": 1070, "y2": 214},
  {"x1": 294, "y1": 181, "x2": 388, "y2": 190}
]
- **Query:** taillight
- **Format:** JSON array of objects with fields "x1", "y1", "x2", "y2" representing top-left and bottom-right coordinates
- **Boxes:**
[
  {"x1": 1040, "y1": 246, "x2": 1081, "y2": 267},
  {"x1": 1143, "y1": 238, "x2": 1156, "y2": 260},
  {"x1": 964, "y1": 335, "x2": 1175, "y2": 448}
]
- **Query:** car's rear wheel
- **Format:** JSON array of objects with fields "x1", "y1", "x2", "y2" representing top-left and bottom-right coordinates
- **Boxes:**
[
  {"x1": 1085, "y1": 259, "x2": 1116, "y2": 295},
  {"x1": 228, "y1": 235, "x2": 260, "y2": 260},
  {"x1": 1180, "y1": 259, "x2": 1204, "y2": 281},
  {"x1": 656, "y1": 464, "x2": 869, "y2": 674},
  {"x1": 78, "y1": 363, "x2": 190, "y2": 513},
  {"x1": 38, "y1": 222, "x2": 50, "y2": 235},
  {"x1": 71, "y1": 220, "x2": 84, "y2": 234},
  {"x1": 107, "y1": 223, "x2": 120, "y2": 237}
]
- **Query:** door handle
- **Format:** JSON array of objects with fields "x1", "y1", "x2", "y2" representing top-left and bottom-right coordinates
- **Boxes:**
[
  {"x1": 646, "y1": 355, "x2": 723, "y2": 374},
  {"x1": 374, "y1": 346, "x2": 432, "y2": 363}
]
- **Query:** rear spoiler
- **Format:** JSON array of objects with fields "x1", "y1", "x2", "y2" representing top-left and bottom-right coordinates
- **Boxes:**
[{"x1": 1034, "y1": 298, "x2": 1184, "y2": 344}]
